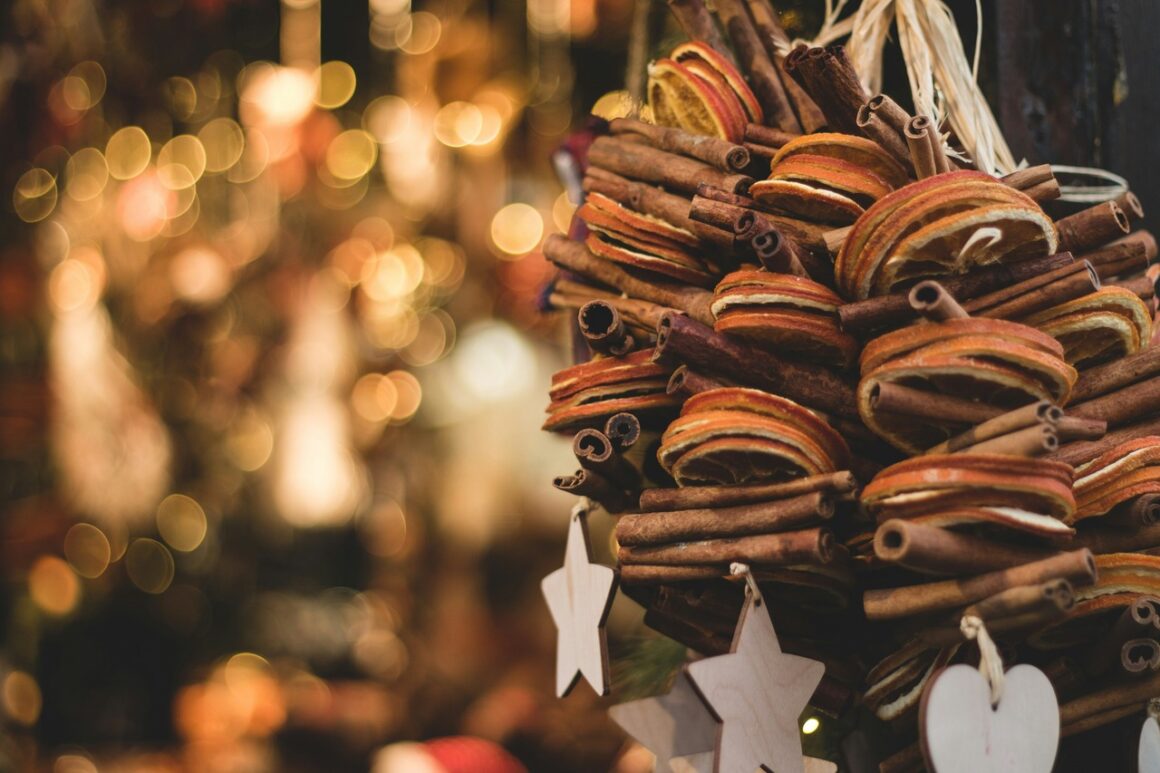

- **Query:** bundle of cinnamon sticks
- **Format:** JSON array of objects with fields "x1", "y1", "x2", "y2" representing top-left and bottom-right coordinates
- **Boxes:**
[{"x1": 539, "y1": 0, "x2": 1160, "y2": 765}]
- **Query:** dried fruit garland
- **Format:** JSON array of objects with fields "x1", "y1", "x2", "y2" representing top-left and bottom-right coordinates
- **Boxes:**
[{"x1": 541, "y1": 0, "x2": 1160, "y2": 769}]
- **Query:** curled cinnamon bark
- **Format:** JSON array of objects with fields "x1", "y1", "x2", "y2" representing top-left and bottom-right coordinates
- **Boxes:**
[
  {"x1": 604, "y1": 412, "x2": 641, "y2": 451},
  {"x1": 744, "y1": 122, "x2": 799, "y2": 149},
  {"x1": 866, "y1": 93, "x2": 911, "y2": 133},
  {"x1": 964, "y1": 579, "x2": 1075, "y2": 620},
  {"x1": 618, "y1": 526, "x2": 835, "y2": 566},
  {"x1": 1114, "y1": 190, "x2": 1146, "y2": 224},
  {"x1": 578, "y1": 301, "x2": 634, "y2": 356},
  {"x1": 873, "y1": 520, "x2": 1057, "y2": 576},
  {"x1": 924, "y1": 401, "x2": 1059, "y2": 454},
  {"x1": 784, "y1": 45, "x2": 866, "y2": 134},
  {"x1": 1052, "y1": 414, "x2": 1160, "y2": 467},
  {"x1": 1055, "y1": 201, "x2": 1131, "y2": 254},
  {"x1": 752, "y1": 226, "x2": 809, "y2": 276},
  {"x1": 551, "y1": 278, "x2": 673, "y2": 330},
  {"x1": 743, "y1": 0, "x2": 827, "y2": 132},
  {"x1": 610, "y1": 118, "x2": 751, "y2": 172},
  {"x1": 909, "y1": 280, "x2": 968, "y2": 321},
  {"x1": 573, "y1": 428, "x2": 641, "y2": 490},
  {"x1": 666, "y1": 365, "x2": 729, "y2": 398},
  {"x1": 615, "y1": 492, "x2": 833, "y2": 547},
  {"x1": 905, "y1": 115, "x2": 946, "y2": 179},
  {"x1": 1000, "y1": 163, "x2": 1055, "y2": 192},
  {"x1": 863, "y1": 549, "x2": 1096, "y2": 620},
  {"x1": 1086, "y1": 598, "x2": 1160, "y2": 677},
  {"x1": 1121, "y1": 639, "x2": 1160, "y2": 674},
  {"x1": 638, "y1": 471, "x2": 857, "y2": 512},
  {"x1": 1080, "y1": 239, "x2": 1151, "y2": 281},
  {"x1": 856, "y1": 102, "x2": 911, "y2": 170}
]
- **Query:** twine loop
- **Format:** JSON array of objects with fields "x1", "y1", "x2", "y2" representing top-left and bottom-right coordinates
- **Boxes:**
[
  {"x1": 730, "y1": 562, "x2": 763, "y2": 602},
  {"x1": 961, "y1": 615, "x2": 1004, "y2": 707}
]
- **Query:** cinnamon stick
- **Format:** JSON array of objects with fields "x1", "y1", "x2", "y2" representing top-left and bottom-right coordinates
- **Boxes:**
[
  {"x1": 578, "y1": 301, "x2": 634, "y2": 356},
  {"x1": 551, "y1": 278, "x2": 672, "y2": 330},
  {"x1": 587, "y1": 136, "x2": 754, "y2": 196},
  {"x1": 870, "y1": 382, "x2": 1001, "y2": 425},
  {"x1": 909, "y1": 280, "x2": 968, "y2": 321},
  {"x1": 616, "y1": 492, "x2": 833, "y2": 546},
  {"x1": 1087, "y1": 597, "x2": 1160, "y2": 676},
  {"x1": 604, "y1": 412, "x2": 642, "y2": 451},
  {"x1": 866, "y1": 93, "x2": 911, "y2": 134},
  {"x1": 582, "y1": 167, "x2": 699, "y2": 233},
  {"x1": 904, "y1": 115, "x2": 943, "y2": 179},
  {"x1": 1021, "y1": 178, "x2": 1063, "y2": 203},
  {"x1": 610, "y1": 117, "x2": 751, "y2": 172},
  {"x1": 1001, "y1": 164, "x2": 1055, "y2": 194},
  {"x1": 856, "y1": 102, "x2": 912, "y2": 170},
  {"x1": 784, "y1": 45, "x2": 866, "y2": 134},
  {"x1": 752, "y1": 227, "x2": 808, "y2": 276},
  {"x1": 573, "y1": 428, "x2": 640, "y2": 490},
  {"x1": 653, "y1": 311, "x2": 858, "y2": 417},
  {"x1": 1121, "y1": 639, "x2": 1160, "y2": 674},
  {"x1": 837, "y1": 252, "x2": 1077, "y2": 336},
  {"x1": 744, "y1": 122, "x2": 799, "y2": 149},
  {"x1": 544, "y1": 235, "x2": 715, "y2": 325},
  {"x1": 1068, "y1": 523, "x2": 1160, "y2": 555},
  {"x1": 553, "y1": 468, "x2": 633, "y2": 512},
  {"x1": 1054, "y1": 416, "x2": 1108, "y2": 442},
  {"x1": 693, "y1": 184, "x2": 831, "y2": 248},
  {"x1": 964, "y1": 260, "x2": 1100, "y2": 320},
  {"x1": 873, "y1": 519, "x2": 1057, "y2": 576},
  {"x1": 666, "y1": 365, "x2": 729, "y2": 398},
  {"x1": 862, "y1": 549, "x2": 1097, "y2": 620},
  {"x1": 1069, "y1": 373, "x2": 1160, "y2": 429},
  {"x1": 624, "y1": 564, "x2": 724, "y2": 585},
  {"x1": 618, "y1": 526, "x2": 834, "y2": 566},
  {"x1": 964, "y1": 579, "x2": 1075, "y2": 620},
  {"x1": 639, "y1": 471, "x2": 857, "y2": 512},
  {"x1": 1081, "y1": 239, "x2": 1150, "y2": 282},
  {"x1": 743, "y1": 0, "x2": 827, "y2": 132},
  {"x1": 1071, "y1": 344, "x2": 1160, "y2": 402},
  {"x1": 688, "y1": 220, "x2": 736, "y2": 254},
  {"x1": 713, "y1": 0, "x2": 800, "y2": 132},
  {"x1": 665, "y1": 0, "x2": 735, "y2": 63},
  {"x1": 1111, "y1": 274, "x2": 1156, "y2": 301},
  {"x1": 1052, "y1": 413, "x2": 1160, "y2": 466},
  {"x1": 1105, "y1": 493, "x2": 1160, "y2": 527},
  {"x1": 1114, "y1": 190, "x2": 1146, "y2": 225},
  {"x1": 924, "y1": 401, "x2": 1059, "y2": 454},
  {"x1": 959, "y1": 423, "x2": 1058, "y2": 456},
  {"x1": 1055, "y1": 201, "x2": 1131, "y2": 254}
]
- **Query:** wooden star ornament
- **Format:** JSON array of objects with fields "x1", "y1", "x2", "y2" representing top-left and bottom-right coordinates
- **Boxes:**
[
  {"x1": 609, "y1": 672, "x2": 719, "y2": 773},
  {"x1": 541, "y1": 502, "x2": 618, "y2": 697},
  {"x1": 685, "y1": 566, "x2": 825, "y2": 773}
]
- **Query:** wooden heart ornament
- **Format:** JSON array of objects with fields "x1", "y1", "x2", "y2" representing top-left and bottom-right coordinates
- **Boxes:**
[
  {"x1": 920, "y1": 663, "x2": 1059, "y2": 773},
  {"x1": 1140, "y1": 715, "x2": 1160, "y2": 773}
]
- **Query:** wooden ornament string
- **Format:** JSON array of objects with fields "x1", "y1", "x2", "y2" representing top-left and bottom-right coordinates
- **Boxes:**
[
  {"x1": 960, "y1": 614, "x2": 1005, "y2": 707},
  {"x1": 730, "y1": 561, "x2": 763, "y2": 603}
]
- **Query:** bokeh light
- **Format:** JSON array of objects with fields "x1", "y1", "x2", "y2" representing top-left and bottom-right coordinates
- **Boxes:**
[
  {"x1": 28, "y1": 556, "x2": 81, "y2": 616},
  {"x1": 2, "y1": 672, "x2": 42, "y2": 726},
  {"x1": 156, "y1": 494, "x2": 209, "y2": 553},
  {"x1": 315, "y1": 61, "x2": 357, "y2": 109},
  {"x1": 105, "y1": 127, "x2": 152, "y2": 180},
  {"x1": 13, "y1": 168, "x2": 58, "y2": 223},
  {"x1": 125, "y1": 538, "x2": 176, "y2": 594},
  {"x1": 63, "y1": 523, "x2": 112, "y2": 579},
  {"x1": 490, "y1": 203, "x2": 544, "y2": 257}
]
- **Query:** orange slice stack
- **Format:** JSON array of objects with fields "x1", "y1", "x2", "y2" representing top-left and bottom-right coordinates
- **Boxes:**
[
  {"x1": 578, "y1": 192, "x2": 718, "y2": 287},
  {"x1": 861, "y1": 454, "x2": 1077, "y2": 539},
  {"x1": 1021, "y1": 286, "x2": 1153, "y2": 368},
  {"x1": 710, "y1": 270, "x2": 859, "y2": 368},
  {"x1": 749, "y1": 134, "x2": 905, "y2": 225},
  {"x1": 544, "y1": 350, "x2": 680, "y2": 433},
  {"x1": 646, "y1": 42, "x2": 760, "y2": 143},
  {"x1": 834, "y1": 171, "x2": 1058, "y2": 300},
  {"x1": 1071, "y1": 437, "x2": 1160, "y2": 523},
  {"x1": 857, "y1": 318, "x2": 1077, "y2": 453},
  {"x1": 656, "y1": 387, "x2": 850, "y2": 486}
]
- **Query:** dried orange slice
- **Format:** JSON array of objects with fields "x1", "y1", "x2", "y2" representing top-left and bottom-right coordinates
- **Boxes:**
[
  {"x1": 749, "y1": 179, "x2": 865, "y2": 224},
  {"x1": 772, "y1": 133, "x2": 909, "y2": 188},
  {"x1": 647, "y1": 58, "x2": 744, "y2": 142},
  {"x1": 672, "y1": 41, "x2": 763, "y2": 125},
  {"x1": 1022, "y1": 287, "x2": 1152, "y2": 368},
  {"x1": 585, "y1": 232, "x2": 718, "y2": 287}
]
